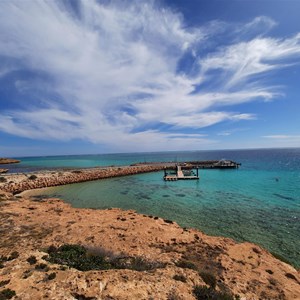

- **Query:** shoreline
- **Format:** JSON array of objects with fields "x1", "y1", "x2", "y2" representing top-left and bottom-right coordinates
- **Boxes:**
[{"x1": 0, "y1": 193, "x2": 299, "y2": 299}]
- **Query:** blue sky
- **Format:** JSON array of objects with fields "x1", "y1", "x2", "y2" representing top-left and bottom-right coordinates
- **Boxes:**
[{"x1": 0, "y1": 0, "x2": 300, "y2": 157}]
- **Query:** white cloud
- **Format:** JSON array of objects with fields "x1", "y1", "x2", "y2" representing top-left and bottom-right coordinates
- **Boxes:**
[
  {"x1": 0, "y1": 1, "x2": 299, "y2": 151},
  {"x1": 263, "y1": 135, "x2": 300, "y2": 139},
  {"x1": 199, "y1": 34, "x2": 300, "y2": 89}
]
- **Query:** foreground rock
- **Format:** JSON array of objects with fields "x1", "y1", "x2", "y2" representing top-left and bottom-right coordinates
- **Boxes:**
[
  {"x1": 0, "y1": 194, "x2": 299, "y2": 299},
  {"x1": 0, "y1": 158, "x2": 20, "y2": 164},
  {"x1": 0, "y1": 168, "x2": 8, "y2": 174}
]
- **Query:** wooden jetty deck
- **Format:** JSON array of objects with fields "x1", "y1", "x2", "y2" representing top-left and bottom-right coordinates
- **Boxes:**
[{"x1": 164, "y1": 166, "x2": 199, "y2": 181}]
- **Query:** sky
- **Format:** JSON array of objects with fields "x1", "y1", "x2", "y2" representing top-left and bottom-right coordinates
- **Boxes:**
[{"x1": 0, "y1": 0, "x2": 300, "y2": 157}]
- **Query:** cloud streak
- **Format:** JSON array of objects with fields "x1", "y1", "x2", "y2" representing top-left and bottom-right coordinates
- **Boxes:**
[{"x1": 0, "y1": 1, "x2": 300, "y2": 151}]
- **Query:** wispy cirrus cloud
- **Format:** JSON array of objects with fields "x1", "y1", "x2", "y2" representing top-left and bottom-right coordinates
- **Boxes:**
[{"x1": 0, "y1": 1, "x2": 300, "y2": 151}]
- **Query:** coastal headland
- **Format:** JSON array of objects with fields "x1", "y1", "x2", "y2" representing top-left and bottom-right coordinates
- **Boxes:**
[
  {"x1": 0, "y1": 163, "x2": 299, "y2": 299},
  {"x1": 0, "y1": 193, "x2": 299, "y2": 299}
]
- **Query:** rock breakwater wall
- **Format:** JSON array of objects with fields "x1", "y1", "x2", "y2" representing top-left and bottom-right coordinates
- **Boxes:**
[{"x1": 1, "y1": 165, "x2": 165, "y2": 194}]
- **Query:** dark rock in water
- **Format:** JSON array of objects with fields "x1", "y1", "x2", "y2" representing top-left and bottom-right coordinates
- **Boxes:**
[
  {"x1": 273, "y1": 193, "x2": 295, "y2": 201},
  {"x1": 137, "y1": 193, "x2": 151, "y2": 200},
  {"x1": 175, "y1": 194, "x2": 185, "y2": 197},
  {"x1": 162, "y1": 195, "x2": 170, "y2": 197},
  {"x1": 120, "y1": 191, "x2": 128, "y2": 195}
]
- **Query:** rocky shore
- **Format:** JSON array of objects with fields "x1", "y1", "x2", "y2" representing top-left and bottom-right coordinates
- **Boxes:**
[
  {"x1": 0, "y1": 164, "x2": 168, "y2": 194},
  {"x1": 0, "y1": 193, "x2": 299, "y2": 299}
]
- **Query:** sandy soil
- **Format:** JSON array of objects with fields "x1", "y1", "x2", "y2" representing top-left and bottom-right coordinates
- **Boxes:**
[{"x1": 0, "y1": 191, "x2": 299, "y2": 300}]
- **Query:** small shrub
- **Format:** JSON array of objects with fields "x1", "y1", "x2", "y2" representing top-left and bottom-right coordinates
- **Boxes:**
[
  {"x1": 173, "y1": 274, "x2": 187, "y2": 282},
  {"x1": 199, "y1": 271, "x2": 217, "y2": 289},
  {"x1": 0, "y1": 288, "x2": 16, "y2": 299},
  {"x1": 47, "y1": 272, "x2": 56, "y2": 280},
  {"x1": 71, "y1": 293, "x2": 95, "y2": 300},
  {"x1": 167, "y1": 289, "x2": 183, "y2": 300},
  {"x1": 7, "y1": 251, "x2": 19, "y2": 261},
  {"x1": 193, "y1": 285, "x2": 236, "y2": 300},
  {"x1": 114, "y1": 256, "x2": 166, "y2": 271},
  {"x1": 0, "y1": 177, "x2": 7, "y2": 183},
  {"x1": 47, "y1": 245, "x2": 57, "y2": 254},
  {"x1": 0, "y1": 280, "x2": 10, "y2": 288},
  {"x1": 27, "y1": 255, "x2": 37, "y2": 265},
  {"x1": 175, "y1": 259, "x2": 197, "y2": 270},
  {"x1": 35, "y1": 263, "x2": 49, "y2": 271},
  {"x1": 22, "y1": 270, "x2": 33, "y2": 279},
  {"x1": 46, "y1": 244, "x2": 110, "y2": 271},
  {"x1": 28, "y1": 175, "x2": 37, "y2": 180},
  {"x1": 72, "y1": 170, "x2": 82, "y2": 174},
  {"x1": 46, "y1": 244, "x2": 166, "y2": 272}
]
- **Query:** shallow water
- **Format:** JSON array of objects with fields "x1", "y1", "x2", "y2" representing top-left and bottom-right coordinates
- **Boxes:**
[{"x1": 19, "y1": 148, "x2": 300, "y2": 268}]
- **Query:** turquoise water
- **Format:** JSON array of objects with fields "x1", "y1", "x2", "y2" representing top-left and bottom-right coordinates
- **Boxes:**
[{"x1": 14, "y1": 148, "x2": 300, "y2": 268}]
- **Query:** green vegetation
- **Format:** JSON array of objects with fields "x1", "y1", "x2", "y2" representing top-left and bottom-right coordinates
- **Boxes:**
[
  {"x1": 0, "y1": 289, "x2": 16, "y2": 300},
  {"x1": 28, "y1": 175, "x2": 37, "y2": 180},
  {"x1": 46, "y1": 244, "x2": 165, "y2": 272},
  {"x1": 167, "y1": 290, "x2": 183, "y2": 300},
  {"x1": 47, "y1": 272, "x2": 56, "y2": 280},
  {"x1": 175, "y1": 259, "x2": 197, "y2": 270},
  {"x1": 173, "y1": 274, "x2": 187, "y2": 282},
  {"x1": 0, "y1": 280, "x2": 10, "y2": 288},
  {"x1": 8, "y1": 251, "x2": 19, "y2": 260},
  {"x1": 27, "y1": 255, "x2": 37, "y2": 265},
  {"x1": 0, "y1": 251, "x2": 19, "y2": 268},
  {"x1": 35, "y1": 263, "x2": 49, "y2": 271},
  {"x1": 0, "y1": 177, "x2": 7, "y2": 183},
  {"x1": 193, "y1": 286, "x2": 239, "y2": 300},
  {"x1": 199, "y1": 271, "x2": 217, "y2": 289}
]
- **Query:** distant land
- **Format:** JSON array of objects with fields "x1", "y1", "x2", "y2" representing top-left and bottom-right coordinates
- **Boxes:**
[{"x1": 0, "y1": 158, "x2": 20, "y2": 164}]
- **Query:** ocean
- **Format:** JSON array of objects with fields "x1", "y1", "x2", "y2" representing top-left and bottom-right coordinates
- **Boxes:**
[{"x1": 6, "y1": 148, "x2": 300, "y2": 268}]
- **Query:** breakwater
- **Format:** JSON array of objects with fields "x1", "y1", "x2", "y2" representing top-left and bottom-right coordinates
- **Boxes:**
[{"x1": 0, "y1": 164, "x2": 167, "y2": 194}]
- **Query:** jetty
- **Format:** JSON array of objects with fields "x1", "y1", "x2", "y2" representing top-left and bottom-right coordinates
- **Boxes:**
[
  {"x1": 163, "y1": 159, "x2": 240, "y2": 181},
  {"x1": 185, "y1": 159, "x2": 241, "y2": 169},
  {"x1": 164, "y1": 165, "x2": 199, "y2": 181}
]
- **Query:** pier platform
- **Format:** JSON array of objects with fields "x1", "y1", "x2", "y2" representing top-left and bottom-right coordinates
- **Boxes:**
[{"x1": 164, "y1": 166, "x2": 199, "y2": 181}]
